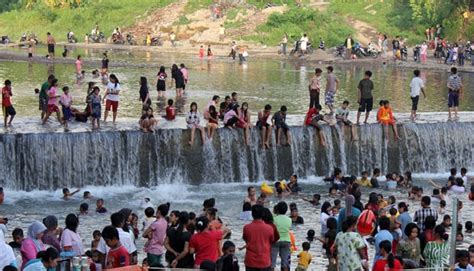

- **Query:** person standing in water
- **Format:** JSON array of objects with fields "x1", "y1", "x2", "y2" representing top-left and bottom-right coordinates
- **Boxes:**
[
  {"x1": 409, "y1": 70, "x2": 426, "y2": 120},
  {"x1": 39, "y1": 75, "x2": 55, "y2": 120},
  {"x1": 356, "y1": 70, "x2": 374, "y2": 125},
  {"x1": 447, "y1": 67, "x2": 463, "y2": 120},
  {"x1": 2, "y1": 80, "x2": 16, "y2": 127},
  {"x1": 156, "y1": 66, "x2": 167, "y2": 98},
  {"x1": 46, "y1": 32, "x2": 56, "y2": 58},
  {"x1": 101, "y1": 53, "x2": 109, "y2": 78},
  {"x1": 325, "y1": 66, "x2": 339, "y2": 114},
  {"x1": 171, "y1": 64, "x2": 184, "y2": 97},
  {"x1": 309, "y1": 68, "x2": 322, "y2": 108},
  {"x1": 103, "y1": 74, "x2": 121, "y2": 123},
  {"x1": 180, "y1": 64, "x2": 189, "y2": 92}
]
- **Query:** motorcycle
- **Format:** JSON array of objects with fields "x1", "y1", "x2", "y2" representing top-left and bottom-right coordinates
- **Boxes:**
[
  {"x1": 144, "y1": 36, "x2": 162, "y2": 46},
  {"x1": 67, "y1": 31, "x2": 77, "y2": 43},
  {"x1": 89, "y1": 32, "x2": 105, "y2": 43},
  {"x1": 334, "y1": 45, "x2": 345, "y2": 58},
  {"x1": 111, "y1": 33, "x2": 125, "y2": 44},
  {"x1": 413, "y1": 45, "x2": 421, "y2": 63},
  {"x1": 289, "y1": 40, "x2": 313, "y2": 56},
  {"x1": 126, "y1": 33, "x2": 137, "y2": 45},
  {"x1": 20, "y1": 33, "x2": 27, "y2": 43},
  {"x1": 400, "y1": 46, "x2": 408, "y2": 61},
  {"x1": 0, "y1": 36, "x2": 9, "y2": 44}
]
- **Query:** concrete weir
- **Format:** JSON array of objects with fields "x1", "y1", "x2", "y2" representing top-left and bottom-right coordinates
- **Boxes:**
[{"x1": 0, "y1": 113, "x2": 473, "y2": 190}]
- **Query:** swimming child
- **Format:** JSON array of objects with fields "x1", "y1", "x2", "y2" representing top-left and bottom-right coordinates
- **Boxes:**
[
  {"x1": 302, "y1": 194, "x2": 320, "y2": 206},
  {"x1": 272, "y1": 105, "x2": 291, "y2": 145},
  {"x1": 296, "y1": 242, "x2": 312, "y2": 271},
  {"x1": 377, "y1": 100, "x2": 401, "y2": 140},
  {"x1": 59, "y1": 86, "x2": 73, "y2": 129},
  {"x1": 96, "y1": 198, "x2": 107, "y2": 213},
  {"x1": 62, "y1": 187, "x2": 80, "y2": 200},
  {"x1": 186, "y1": 102, "x2": 205, "y2": 145},
  {"x1": 306, "y1": 229, "x2": 315, "y2": 242},
  {"x1": 2, "y1": 80, "x2": 16, "y2": 127},
  {"x1": 206, "y1": 105, "x2": 219, "y2": 141},
  {"x1": 357, "y1": 171, "x2": 371, "y2": 187},
  {"x1": 139, "y1": 107, "x2": 158, "y2": 133},
  {"x1": 83, "y1": 191, "x2": 92, "y2": 199}
]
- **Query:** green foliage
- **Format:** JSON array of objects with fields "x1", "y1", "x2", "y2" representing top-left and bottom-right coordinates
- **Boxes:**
[
  {"x1": 245, "y1": 7, "x2": 353, "y2": 47},
  {"x1": 184, "y1": 0, "x2": 212, "y2": 14},
  {"x1": 176, "y1": 15, "x2": 191, "y2": 25},
  {"x1": 246, "y1": 0, "x2": 309, "y2": 9}
]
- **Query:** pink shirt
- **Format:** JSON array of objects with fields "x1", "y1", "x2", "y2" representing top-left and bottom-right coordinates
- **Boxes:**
[
  {"x1": 60, "y1": 93, "x2": 72, "y2": 107},
  {"x1": 180, "y1": 68, "x2": 189, "y2": 82},
  {"x1": 75, "y1": 59, "x2": 82, "y2": 72},
  {"x1": 224, "y1": 110, "x2": 237, "y2": 124},
  {"x1": 21, "y1": 238, "x2": 45, "y2": 269},
  {"x1": 421, "y1": 44, "x2": 428, "y2": 55},
  {"x1": 60, "y1": 229, "x2": 84, "y2": 256},
  {"x1": 47, "y1": 87, "x2": 57, "y2": 105},
  {"x1": 145, "y1": 217, "x2": 167, "y2": 255}
]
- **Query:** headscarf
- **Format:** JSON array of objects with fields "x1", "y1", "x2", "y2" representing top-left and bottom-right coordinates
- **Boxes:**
[
  {"x1": 27, "y1": 221, "x2": 47, "y2": 252},
  {"x1": 0, "y1": 230, "x2": 16, "y2": 269},
  {"x1": 42, "y1": 215, "x2": 58, "y2": 231},
  {"x1": 345, "y1": 195, "x2": 355, "y2": 217}
]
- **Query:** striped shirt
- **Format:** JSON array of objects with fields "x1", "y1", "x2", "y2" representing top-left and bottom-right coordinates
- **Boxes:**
[
  {"x1": 447, "y1": 74, "x2": 462, "y2": 91},
  {"x1": 413, "y1": 207, "x2": 438, "y2": 228}
]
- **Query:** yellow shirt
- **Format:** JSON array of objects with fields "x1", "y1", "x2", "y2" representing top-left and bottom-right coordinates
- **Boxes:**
[
  {"x1": 298, "y1": 251, "x2": 312, "y2": 268},
  {"x1": 356, "y1": 178, "x2": 372, "y2": 187}
]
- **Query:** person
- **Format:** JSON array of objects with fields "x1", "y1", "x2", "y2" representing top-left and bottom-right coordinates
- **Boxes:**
[
  {"x1": 189, "y1": 217, "x2": 228, "y2": 268},
  {"x1": 42, "y1": 215, "x2": 61, "y2": 252},
  {"x1": 59, "y1": 86, "x2": 72, "y2": 129},
  {"x1": 447, "y1": 67, "x2": 463, "y2": 120},
  {"x1": 90, "y1": 86, "x2": 101, "y2": 130},
  {"x1": 304, "y1": 105, "x2": 326, "y2": 146},
  {"x1": 286, "y1": 175, "x2": 301, "y2": 194},
  {"x1": 199, "y1": 45, "x2": 205, "y2": 58},
  {"x1": 139, "y1": 107, "x2": 158, "y2": 133},
  {"x1": 397, "y1": 223, "x2": 421, "y2": 266},
  {"x1": 2, "y1": 80, "x2": 16, "y2": 127},
  {"x1": 271, "y1": 202, "x2": 292, "y2": 271},
  {"x1": 356, "y1": 71, "x2": 374, "y2": 125},
  {"x1": 241, "y1": 204, "x2": 275, "y2": 271},
  {"x1": 296, "y1": 242, "x2": 312, "y2": 271},
  {"x1": 455, "y1": 250, "x2": 473, "y2": 271},
  {"x1": 337, "y1": 195, "x2": 362, "y2": 232},
  {"x1": 21, "y1": 221, "x2": 47, "y2": 269},
  {"x1": 300, "y1": 33, "x2": 309, "y2": 54},
  {"x1": 9, "y1": 227, "x2": 24, "y2": 249},
  {"x1": 42, "y1": 79, "x2": 62, "y2": 125},
  {"x1": 373, "y1": 240, "x2": 403, "y2": 271},
  {"x1": 96, "y1": 198, "x2": 107, "y2": 213},
  {"x1": 103, "y1": 74, "x2": 121, "y2": 123},
  {"x1": 420, "y1": 41, "x2": 428, "y2": 64},
  {"x1": 207, "y1": 45, "x2": 213, "y2": 57},
  {"x1": 60, "y1": 214, "x2": 83, "y2": 257},
  {"x1": 156, "y1": 66, "x2": 167, "y2": 97},
  {"x1": 374, "y1": 216, "x2": 393, "y2": 261},
  {"x1": 256, "y1": 104, "x2": 272, "y2": 149},
  {"x1": 309, "y1": 68, "x2": 322, "y2": 108},
  {"x1": 62, "y1": 188, "x2": 80, "y2": 200},
  {"x1": 101, "y1": 53, "x2": 109, "y2": 78},
  {"x1": 414, "y1": 196, "x2": 438, "y2": 228},
  {"x1": 75, "y1": 55, "x2": 83, "y2": 79},
  {"x1": 238, "y1": 102, "x2": 251, "y2": 145},
  {"x1": 171, "y1": 64, "x2": 184, "y2": 97},
  {"x1": 216, "y1": 241, "x2": 238, "y2": 271},
  {"x1": 229, "y1": 41, "x2": 237, "y2": 60},
  {"x1": 344, "y1": 35, "x2": 353, "y2": 59},
  {"x1": 219, "y1": 25, "x2": 225, "y2": 41},
  {"x1": 409, "y1": 70, "x2": 426, "y2": 120},
  {"x1": 143, "y1": 203, "x2": 169, "y2": 267},
  {"x1": 290, "y1": 207, "x2": 304, "y2": 225},
  {"x1": 46, "y1": 32, "x2": 55, "y2": 58},
  {"x1": 0, "y1": 229, "x2": 16, "y2": 270},
  {"x1": 39, "y1": 75, "x2": 55, "y2": 120},
  {"x1": 186, "y1": 102, "x2": 205, "y2": 145},
  {"x1": 423, "y1": 225, "x2": 450, "y2": 269},
  {"x1": 91, "y1": 230, "x2": 101, "y2": 251},
  {"x1": 335, "y1": 216, "x2": 368, "y2": 271},
  {"x1": 224, "y1": 104, "x2": 240, "y2": 128},
  {"x1": 170, "y1": 31, "x2": 176, "y2": 47},
  {"x1": 397, "y1": 202, "x2": 412, "y2": 237},
  {"x1": 206, "y1": 105, "x2": 219, "y2": 141},
  {"x1": 139, "y1": 76, "x2": 151, "y2": 114},
  {"x1": 23, "y1": 247, "x2": 60, "y2": 271},
  {"x1": 164, "y1": 99, "x2": 176, "y2": 121},
  {"x1": 101, "y1": 226, "x2": 130, "y2": 269},
  {"x1": 244, "y1": 186, "x2": 258, "y2": 206},
  {"x1": 281, "y1": 33, "x2": 288, "y2": 55},
  {"x1": 180, "y1": 64, "x2": 189, "y2": 91},
  {"x1": 356, "y1": 171, "x2": 371, "y2": 187},
  {"x1": 377, "y1": 100, "x2": 400, "y2": 140},
  {"x1": 272, "y1": 105, "x2": 291, "y2": 145},
  {"x1": 325, "y1": 66, "x2": 339, "y2": 114}
]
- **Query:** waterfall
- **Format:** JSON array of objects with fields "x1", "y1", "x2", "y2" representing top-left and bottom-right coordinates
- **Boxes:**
[{"x1": 1, "y1": 122, "x2": 473, "y2": 190}]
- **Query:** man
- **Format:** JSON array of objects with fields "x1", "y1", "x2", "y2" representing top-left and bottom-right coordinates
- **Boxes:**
[
  {"x1": 325, "y1": 66, "x2": 339, "y2": 114},
  {"x1": 243, "y1": 204, "x2": 275, "y2": 271},
  {"x1": 308, "y1": 68, "x2": 322, "y2": 108},
  {"x1": 414, "y1": 196, "x2": 438, "y2": 229},
  {"x1": 39, "y1": 75, "x2": 55, "y2": 120},
  {"x1": 397, "y1": 202, "x2": 412, "y2": 237},
  {"x1": 344, "y1": 35, "x2": 353, "y2": 59},
  {"x1": 409, "y1": 70, "x2": 426, "y2": 120},
  {"x1": 46, "y1": 32, "x2": 56, "y2": 58},
  {"x1": 447, "y1": 67, "x2": 463, "y2": 120},
  {"x1": 374, "y1": 216, "x2": 393, "y2": 262},
  {"x1": 271, "y1": 202, "x2": 292, "y2": 271},
  {"x1": 335, "y1": 216, "x2": 368, "y2": 271},
  {"x1": 244, "y1": 186, "x2": 257, "y2": 206},
  {"x1": 356, "y1": 70, "x2": 374, "y2": 125},
  {"x1": 219, "y1": 25, "x2": 225, "y2": 41}
]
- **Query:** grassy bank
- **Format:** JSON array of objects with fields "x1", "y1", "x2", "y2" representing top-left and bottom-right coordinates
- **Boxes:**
[
  {"x1": 245, "y1": 7, "x2": 353, "y2": 47},
  {"x1": 0, "y1": 0, "x2": 172, "y2": 43}
]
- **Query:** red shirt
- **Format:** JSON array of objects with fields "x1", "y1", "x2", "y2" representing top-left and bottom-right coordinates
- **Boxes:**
[
  {"x1": 243, "y1": 220, "x2": 275, "y2": 268},
  {"x1": 304, "y1": 108, "x2": 319, "y2": 126},
  {"x1": 373, "y1": 259, "x2": 403, "y2": 271},
  {"x1": 166, "y1": 106, "x2": 176, "y2": 120},
  {"x1": 2, "y1": 86, "x2": 12, "y2": 107},
  {"x1": 189, "y1": 230, "x2": 223, "y2": 266},
  {"x1": 106, "y1": 245, "x2": 130, "y2": 269}
]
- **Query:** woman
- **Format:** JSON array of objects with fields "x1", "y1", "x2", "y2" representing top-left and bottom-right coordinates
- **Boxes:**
[
  {"x1": 189, "y1": 217, "x2": 229, "y2": 268},
  {"x1": 186, "y1": 102, "x2": 205, "y2": 145},
  {"x1": 139, "y1": 77, "x2": 151, "y2": 114},
  {"x1": 165, "y1": 211, "x2": 194, "y2": 268},
  {"x1": 238, "y1": 102, "x2": 251, "y2": 145},
  {"x1": 396, "y1": 223, "x2": 421, "y2": 267},
  {"x1": 41, "y1": 215, "x2": 61, "y2": 252},
  {"x1": 420, "y1": 41, "x2": 428, "y2": 64},
  {"x1": 373, "y1": 240, "x2": 403, "y2": 271},
  {"x1": 60, "y1": 214, "x2": 84, "y2": 257},
  {"x1": 262, "y1": 208, "x2": 280, "y2": 242},
  {"x1": 206, "y1": 105, "x2": 219, "y2": 140},
  {"x1": 423, "y1": 225, "x2": 450, "y2": 269},
  {"x1": 103, "y1": 74, "x2": 121, "y2": 123},
  {"x1": 139, "y1": 107, "x2": 158, "y2": 133},
  {"x1": 0, "y1": 230, "x2": 16, "y2": 270},
  {"x1": 171, "y1": 64, "x2": 184, "y2": 97},
  {"x1": 143, "y1": 203, "x2": 169, "y2": 268},
  {"x1": 23, "y1": 247, "x2": 60, "y2": 271},
  {"x1": 21, "y1": 221, "x2": 47, "y2": 269},
  {"x1": 119, "y1": 208, "x2": 134, "y2": 241},
  {"x1": 320, "y1": 201, "x2": 332, "y2": 235},
  {"x1": 169, "y1": 210, "x2": 180, "y2": 228},
  {"x1": 156, "y1": 66, "x2": 167, "y2": 97},
  {"x1": 382, "y1": 35, "x2": 388, "y2": 58}
]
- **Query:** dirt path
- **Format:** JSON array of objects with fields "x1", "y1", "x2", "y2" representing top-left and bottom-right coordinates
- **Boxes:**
[{"x1": 345, "y1": 17, "x2": 379, "y2": 46}]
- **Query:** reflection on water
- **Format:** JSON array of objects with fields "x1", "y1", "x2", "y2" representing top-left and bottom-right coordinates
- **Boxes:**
[{"x1": 0, "y1": 46, "x2": 473, "y2": 119}]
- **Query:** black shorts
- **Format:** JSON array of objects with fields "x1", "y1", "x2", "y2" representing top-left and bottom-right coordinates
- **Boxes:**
[
  {"x1": 2, "y1": 105, "x2": 16, "y2": 116},
  {"x1": 225, "y1": 116, "x2": 239, "y2": 127},
  {"x1": 47, "y1": 44, "x2": 55, "y2": 54},
  {"x1": 358, "y1": 98, "x2": 373, "y2": 112},
  {"x1": 256, "y1": 121, "x2": 270, "y2": 130},
  {"x1": 275, "y1": 122, "x2": 289, "y2": 132},
  {"x1": 411, "y1": 96, "x2": 420, "y2": 111}
]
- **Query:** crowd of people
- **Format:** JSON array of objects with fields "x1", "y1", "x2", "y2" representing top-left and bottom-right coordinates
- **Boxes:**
[{"x1": 0, "y1": 166, "x2": 473, "y2": 271}]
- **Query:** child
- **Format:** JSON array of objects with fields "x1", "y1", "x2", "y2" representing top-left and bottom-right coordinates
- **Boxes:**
[
  {"x1": 76, "y1": 55, "x2": 83, "y2": 79},
  {"x1": 302, "y1": 194, "x2": 320, "y2": 206},
  {"x1": 9, "y1": 228, "x2": 24, "y2": 249},
  {"x1": 320, "y1": 217, "x2": 337, "y2": 269},
  {"x1": 83, "y1": 191, "x2": 92, "y2": 199},
  {"x1": 377, "y1": 100, "x2": 401, "y2": 140},
  {"x1": 272, "y1": 105, "x2": 291, "y2": 145},
  {"x1": 306, "y1": 229, "x2": 315, "y2": 242},
  {"x1": 256, "y1": 104, "x2": 273, "y2": 149},
  {"x1": 101, "y1": 226, "x2": 130, "y2": 268},
  {"x1": 386, "y1": 175, "x2": 397, "y2": 190},
  {"x1": 290, "y1": 207, "x2": 304, "y2": 225},
  {"x1": 59, "y1": 86, "x2": 73, "y2": 129},
  {"x1": 90, "y1": 86, "x2": 101, "y2": 130},
  {"x1": 164, "y1": 99, "x2": 176, "y2": 121},
  {"x1": 139, "y1": 107, "x2": 158, "y2": 133},
  {"x1": 62, "y1": 187, "x2": 80, "y2": 199},
  {"x1": 42, "y1": 79, "x2": 63, "y2": 125},
  {"x1": 207, "y1": 45, "x2": 213, "y2": 57},
  {"x1": 90, "y1": 250, "x2": 102, "y2": 271},
  {"x1": 199, "y1": 45, "x2": 205, "y2": 58},
  {"x1": 370, "y1": 168, "x2": 381, "y2": 188},
  {"x1": 357, "y1": 171, "x2": 371, "y2": 187},
  {"x1": 2, "y1": 80, "x2": 16, "y2": 127},
  {"x1": 186, "y1": 102, "x2": 205, "y2": 145},
  {"x1": 442, "y1": 215, "x2": 452, "y2": 230},
  {"x1": 28, "y1": 44, "x2": 33, "y2": 58},
  {"x1": 455, "y1": 249, "x2": 473, "y2": 271},
  {"x1": 216, "y1": 241, "x2": 239, "y2": 271},
  {"x1": 296, "y1": 242, "x2": 312, "y2": 271},
  {"x1": 466, "y1": 221, "x2": 473, "y2": 234},
  {"x1": 96, "y1": 198, "x2": 107, "y2": 213},
  {"x1": 304, "y1": 104, "x2": 327, "y2": 146},
  {"x1": 206, "y1": 105, "x2": 219, "y2": 140},
  {"x1": 439, "y1": 200, "x2": 447, "y2": 215},
  {"x1": 239, "y1": 202, "x2": 252, "y2": 221},
  {"x1": 79, "y1": 203, "x2": 89, "y2": 215},
  {"x1": 142, "y1": 207, "x2": 156, "y2": 231},
  {"x1": 91, "y1": 230, "x2": 101, "y2": 251},
  {"x1": 336, "y1": 100, "x2": 351, "y2": 125}
]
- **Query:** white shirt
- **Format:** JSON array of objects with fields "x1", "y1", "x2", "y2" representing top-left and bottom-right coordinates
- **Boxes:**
[
  {"x1": 96, "y1": 228, "x2": 137, "y2": 254},
  {"x1": 106, "y1": 82, "x2": 121, "y2": 102},
  {"x1": 320, "y1": 212, "x2": 330, "y2": 235},
  {"x1": 410, "y1": 77, "x2": 425, "y2": 97},
  {"x1": 450, "y1": 185, "x2": 465, "y2": 194}
]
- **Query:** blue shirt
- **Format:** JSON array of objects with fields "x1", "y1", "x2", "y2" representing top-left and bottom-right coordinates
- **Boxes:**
[
  {"x1": 375, "y1": 230, "x2": 393, "y2": 261},
  {"x1": 386, "y1": 180, "x2": 397, "y2": 189},
  {"x1": 398, "y1": 212, "x2": 412, "y2": 237},
  {"x1": 337, "y1": 207, "x2": 361, "y2": 232}
]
